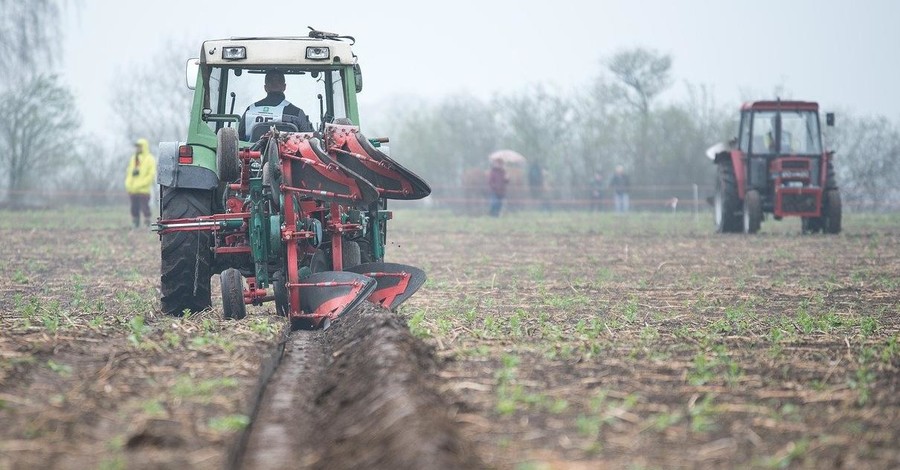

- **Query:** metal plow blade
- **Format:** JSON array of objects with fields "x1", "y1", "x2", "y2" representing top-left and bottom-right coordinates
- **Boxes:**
[
  {"x1": 345, "y1": 262, "x2": 427, "y2": 310},
  {"x1": 292, "y1": 271, "x2": 377, "y2": 329},
  {"x1": 285, "y1": 137, "x2": 379, "y2": 208},
  {"x1": 336, "y1": 132, "x2": 431, "y2": 200}
]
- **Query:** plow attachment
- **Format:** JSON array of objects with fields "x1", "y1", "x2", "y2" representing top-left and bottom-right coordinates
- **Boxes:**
[
  {"x1": 289, "y1": 271, "x2": 377, "y2": 329},
  {"x1": 326, "y1": 124, "x2": 431, "y2": 200},
  {"x1": 346, "y1": 262, "x2": 427, "y2": 310},
  {"x1": 158, "y1": 127, "x2": 429, "y2": 330},
  {"x1": 280, "y1": 136, "x2": 379, "y2": 208}
]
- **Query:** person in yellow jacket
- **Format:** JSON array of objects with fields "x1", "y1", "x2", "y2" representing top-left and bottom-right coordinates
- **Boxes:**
[{"x1": 125, "y1": 138, "x2": 157, "y2": 228}]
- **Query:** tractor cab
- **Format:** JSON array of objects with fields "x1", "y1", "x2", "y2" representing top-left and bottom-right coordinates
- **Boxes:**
[
  {"x1": 709, "y1": 100, "x2": 840, "y2": 234},
  {"x1": 186, "y1": 33, "x2": 363, "y2": 146}
]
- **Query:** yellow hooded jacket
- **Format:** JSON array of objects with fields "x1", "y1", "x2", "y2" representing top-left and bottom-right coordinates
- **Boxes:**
[{"x1": 125, "y1": 139, "x2": 157, "y2": 195}]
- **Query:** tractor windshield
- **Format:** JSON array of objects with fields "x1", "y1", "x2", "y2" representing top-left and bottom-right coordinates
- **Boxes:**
[
  {"x1": 204, "y1": 66, "x2": 349, "y2": 138},
  {"x1": 749, "y1": 110, "x2": 822, "y2": 155}
]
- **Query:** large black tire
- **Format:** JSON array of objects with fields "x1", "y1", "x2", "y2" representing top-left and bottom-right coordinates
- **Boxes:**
[
  {"x1": 824, "y1": 189, "x2": 842, "y2": 234},
  {"x1": 220, "y1": 268, "x2": 247, "y2": 320},
  {"x1": 342, "y1": 240, "x2": 361, "y2": 269},
  {"x1": 308, "y1": 249, "x2": 329, "y2": 274},
  {"x1": 743, "y1": 189, "x2": 762, "y2": 234},
  {"x1": 825, "y1": 161, "x2": 838, "y2": 189},
  {"x1": 272, "y1": 270, "x2": 289, "y2": 317},
  {"x1": 217, "y1": 127, "x2": 241, "y2": 183},
  {"x1": 160, "y1": 188, "x2": 213, "y2": 315},
  {"x1": 715, "y1": 161, "x2": 742, "y2": 233}
]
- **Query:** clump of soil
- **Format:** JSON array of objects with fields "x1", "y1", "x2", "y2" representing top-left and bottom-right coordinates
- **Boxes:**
[{"x1": 239, "y1": 306, "x2": 481, "y2": 470}]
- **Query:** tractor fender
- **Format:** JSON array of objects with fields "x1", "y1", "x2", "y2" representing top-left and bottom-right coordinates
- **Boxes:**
[{"x1": 157, "y1": 142, "x2": 218, "y2": 190}]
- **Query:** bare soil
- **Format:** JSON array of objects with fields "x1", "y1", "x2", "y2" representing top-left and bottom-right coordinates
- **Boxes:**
[
  {"x1": 389, "y1": 212, "x2": 900, "y2": 469},
  {"x1": 1, "y1": 209, "x2": 898, "y2": 469},
  {"x1": 241, "y1": 306, "x2": 480, "y2": 470},
  {"x1": 0, "y1": 210, "x2": 478, "y2": 470}
]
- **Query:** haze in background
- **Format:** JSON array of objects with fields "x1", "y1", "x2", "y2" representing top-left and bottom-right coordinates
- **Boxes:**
[{"x1": 62, "y1": 0, "x2": 899, "y2": 136}]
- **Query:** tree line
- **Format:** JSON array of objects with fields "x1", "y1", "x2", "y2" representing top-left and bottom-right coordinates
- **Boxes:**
[
  {"x1": 0, "y1": 4, "x2": 897, "y2": 211},
  {"x1": 373, "y1": 51, "x2": 900, "y2": 211}
]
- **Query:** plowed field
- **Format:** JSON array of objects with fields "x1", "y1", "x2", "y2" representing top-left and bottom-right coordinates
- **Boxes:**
[{"x1": 1, "y1": 208, "x2": 897, "y2": 469}]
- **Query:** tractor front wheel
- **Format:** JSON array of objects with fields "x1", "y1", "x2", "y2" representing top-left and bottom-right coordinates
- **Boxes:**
[
  {"x1": 824, "y1": 189, "x2": 842, "y2": 234},
  {"x1": 743, "y1": 190, "x2": 762, "y2": 234},
  {"x1": 714, "y1": 161, "x2": 742, "y2": 233},
  {"x1": 160, "y1": 188, "x2": 213, "y2": 315},
  {"x1": 220, "y1": 268, "x2": 247, "y2": 320}
]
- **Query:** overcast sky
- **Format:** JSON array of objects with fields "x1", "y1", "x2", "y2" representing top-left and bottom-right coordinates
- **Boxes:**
[{"x1": 62, "y1": 0, "x2": 900, "y2": 137}]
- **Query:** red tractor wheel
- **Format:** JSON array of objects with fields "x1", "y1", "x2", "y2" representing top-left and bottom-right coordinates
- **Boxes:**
[{"x1": 743, "y1": 190, "x2": 762, "y2": 234}]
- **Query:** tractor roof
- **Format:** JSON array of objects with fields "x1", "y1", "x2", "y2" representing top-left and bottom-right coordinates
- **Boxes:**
[
  {"x1": 742, "y1": 101, "x2": 819, "y2": 112},
  {"x1": 200, "y1": 36, "x2": 356, "y2": 67}
]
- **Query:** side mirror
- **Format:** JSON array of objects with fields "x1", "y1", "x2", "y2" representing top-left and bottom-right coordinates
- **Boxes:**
[
  {"x1": 185, "y1": 58, "x2": 200, "y2": 90},
  {"x1": 826, "y1": 112, "x2": 835, "y2": 127},
  {"x1": 353, "y1": 63, "x2": 363, "y2": 93}
]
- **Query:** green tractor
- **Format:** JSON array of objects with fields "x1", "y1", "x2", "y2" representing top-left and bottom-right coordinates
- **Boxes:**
[{"x1": 155, "y1": 29, "x2": 430, "y2": 328}]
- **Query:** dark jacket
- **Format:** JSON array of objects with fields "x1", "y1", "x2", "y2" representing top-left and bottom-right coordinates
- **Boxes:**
[
  {"x1": 239, "y1": 92, "x2": 314, "y2": 140},
  {"x1": 488, "y1": 167, "x2": 508, "y2": 197},
  {"x1": 609, "y1": 173, "x2": 630, "y2": 195}
]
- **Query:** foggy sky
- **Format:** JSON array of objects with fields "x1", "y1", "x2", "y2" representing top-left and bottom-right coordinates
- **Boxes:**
[{"x1": 61, "y1": 0, "x2": 900, "y2": 138}]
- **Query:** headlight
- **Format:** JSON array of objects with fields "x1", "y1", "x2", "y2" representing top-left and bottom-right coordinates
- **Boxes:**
[
  {"x1": 306, "y1": 46, "x2": 330, "y2": 60},
  {"x1": 222, "y1": 46, "x2": 246, "y2": 60}
]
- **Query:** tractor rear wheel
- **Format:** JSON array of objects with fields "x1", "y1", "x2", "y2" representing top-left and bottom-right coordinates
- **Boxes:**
[
  {"x1": 217, "y1": 127, "x2": 241, "y2": 183},
  {"x1": 743, "y1": 190, "x2": 762, "y2": 234},
  {"x1": 714, "y1": 161, "x2": 742, "y2": 233},
  {"x1": 160, "y1": 188, "x2": 213, "y2": 315},
  {"x1": 220, "y1": 268, "x2": 247, "y2": 320},
  {"x1": 824, "y1": 189, "x2": 842, "y2": 234}
]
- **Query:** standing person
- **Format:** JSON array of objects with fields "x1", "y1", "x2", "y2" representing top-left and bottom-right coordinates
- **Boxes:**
[
  {"x1": 610, "y1": 165, "x2": 630, "y2": 213},
  {"x1": 487, "y1": 158, "x2": 509, "y2": 217},
  {"x1": 527, "y1": 160, "x2": 549, "y2": 211},
  {"x1": 589, "y1": 170, "x2": 605, "y2": 212},
  {"x1": 125, "y1": 138, "x2": 157, "y2": 228}
]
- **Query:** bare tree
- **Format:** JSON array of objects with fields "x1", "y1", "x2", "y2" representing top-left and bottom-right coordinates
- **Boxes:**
[
  {"x1": 607, "y1": 48, "x2": 672, "y2": 117},
  {"x1": 606, "y1": 48, "x2": 673, "y2": 174},
  {"x1": 0, "y1": 75, "x2": 80, "y2": 205},
  {"x1": 109, "y1": 40, "x2": 195, "y2": 147},
  {"x1": 0, "y1": 0, "x2": 70, "y2": 83},
  {"x1": 830, "y1": 115, "x2": 900, "y2": 210}
]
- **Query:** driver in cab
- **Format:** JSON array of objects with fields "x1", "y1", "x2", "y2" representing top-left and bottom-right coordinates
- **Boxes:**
[{"x1": 239, "y1": 71, "x2": 314, "y2": 140}]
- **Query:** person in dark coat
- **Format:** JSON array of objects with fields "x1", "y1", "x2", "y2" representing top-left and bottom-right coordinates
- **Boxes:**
[
  {"x1": 487, "y1": 158, "x2": 509, "y2": 217},
  {"x1": 610, "y1": 165, "x2": 630, "y2": 213}
]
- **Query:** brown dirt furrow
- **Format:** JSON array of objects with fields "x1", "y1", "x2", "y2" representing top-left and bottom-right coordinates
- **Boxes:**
[{"x1": 238, "y1": 306, "x2": 482, "y2": 470}]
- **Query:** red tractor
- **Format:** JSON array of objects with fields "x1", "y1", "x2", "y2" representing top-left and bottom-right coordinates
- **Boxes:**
[{"x1": 708, "y1": 100, "x2": 841, "y2": 234}]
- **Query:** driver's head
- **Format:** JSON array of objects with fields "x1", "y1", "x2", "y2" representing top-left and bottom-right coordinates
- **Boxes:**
[{"x1": 264, "y1": 71, "x2": 286, "y2": 93}]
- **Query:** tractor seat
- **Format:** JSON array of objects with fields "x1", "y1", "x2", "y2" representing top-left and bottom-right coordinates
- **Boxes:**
[{"x1": 249, "y1": 121, "x2": 299, "y2": 142}]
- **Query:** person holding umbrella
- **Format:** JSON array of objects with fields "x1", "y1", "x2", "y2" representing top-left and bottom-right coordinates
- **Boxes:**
[{"x1": 487, "y1": 157, "x2": 509, "y2": 217}]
